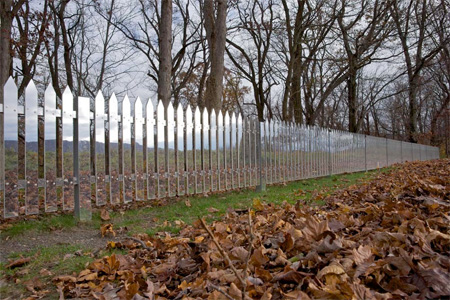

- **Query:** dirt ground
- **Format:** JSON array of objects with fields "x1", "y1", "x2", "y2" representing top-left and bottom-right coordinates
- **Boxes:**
[{"x1": 0, "y1": 225, "x2": 122, "y2": 263}]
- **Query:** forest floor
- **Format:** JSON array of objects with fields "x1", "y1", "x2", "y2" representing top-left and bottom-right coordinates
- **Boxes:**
[{"x1": 1, "y1": 160, "x2": 448, "y2": 299}]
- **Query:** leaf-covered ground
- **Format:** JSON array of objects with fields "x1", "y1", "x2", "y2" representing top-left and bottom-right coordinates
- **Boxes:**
[{"x1": 53, "y1": 160, "x2": 449, "y2": 299}]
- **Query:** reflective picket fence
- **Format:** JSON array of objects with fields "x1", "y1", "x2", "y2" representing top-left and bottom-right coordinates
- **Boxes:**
[{"x1": 0, "y1": 79, "x2": 440, "y2": 219}]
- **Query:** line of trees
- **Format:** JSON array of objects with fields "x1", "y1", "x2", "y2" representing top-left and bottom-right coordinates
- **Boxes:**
[{"x1": 1, "y1": 0, "x2": 449, "y2": 154}]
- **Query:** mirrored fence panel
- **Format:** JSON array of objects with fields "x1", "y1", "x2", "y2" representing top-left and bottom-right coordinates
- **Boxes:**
[
  {"x1": 3, "y1": 79, "x2": 19, "y2": 217},
  {"x1": 95, "y1": 92, "x2": 107, "y2": 206},
  {"x1": 25, "y1": 82, "x2": 39, "y2": 215},
  {"x1": 78, "y1": 97, "x2": 92, "y2": 221},
  {"x1": 194, "y1": 107, "x2": 202, "y2": 194},
  {"x1": 62, "y1": 88, "x2": 74, "y2": 211},
  {"x1": 44, "y1": 85, "x2": 58, "y2": 212},
  {"x1": 167, "y1": 103, "x2": 176, "y2": 197},
  {"x1": 217, "y1": 111, "x2": 224, "y2": 191},
  {"x1": 109, "y1": 94, "x2": 120, "y2": 204},
  {"x1": 176, "y1": 104, "x2": 185, "y2": 196},
  {"x1": 210, "y1": 110, "x2": 217, "y2": 192},
  {"x1": 156, "y1": 101, "x2": 166, "y2": 198},
  {"x1": 1, "y1": 78, "x2": 441, "y2": 219},
  {"x1": 202, "y1": 108, "x2": 209, "y2": 193},
  {"x1": 122, "y1": 96, "x2": 133, "y2": 203},
  {"x1": 146, "y1": 100, "x2": 156, "y2": 200},
  {"x1": 185, "y1": 106, "x2": 195, "y2": 195},
  {"x1": 135, "y1": 98, "x2": 145, "y2": 201},
  {"x1": 224, "y1": 112, "x2": 231, "y2": 190}
]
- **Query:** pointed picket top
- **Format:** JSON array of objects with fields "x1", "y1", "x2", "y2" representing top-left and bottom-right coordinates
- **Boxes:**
[
  {"x1": 44, "y1": 83, "x2": 56, "y2": 99},
  {"x1": 44, "y1": 82, "x2": 56, "y2": 118},
  {"x1": 210, "y1": 109, "x2": 216, "y2": 129},
  {"x1": 186, "y1": 104, "x2": 193, "y2": 125},
  {"x1": 194, "y1": 106, "x2": 201, "y2": 125},
  {"x1": 95, "y1": 91, "x2": 105, "y2": 118},
  {"x1": 146, "y1": 97, "x2": 154, "y2": 121},
  {"x1": 109, "y1": 93, "x2": 118, "y2": 115},
  {"x1": 4, "y1": 76, "x2": 16, "y2": 88},
  {"x1": 135, "y1": 97, "x2": 143, "y2": 120},
  {"x1": 217, "y1": 109, "x2": 223, "y2": 127},
  {"x1": 122, "y1": 95, "x2": 131, "y2": 119},
  {"x1": 167, "y1": 101, "x2": 174, "y2": 121},
  {"x1": 25, "y1": 80, "x2": 38, "y2": 111},
  {"x1": 3, "y1": 76, "x2": 17, "y2": 104},
  {"x1": 224, "y1": 111, "x2": 230, "y2": 125},
  {"x1": 157, "y1": 100, "x2": 164, "y2": 120},
  {"x1": 63, "y1": 86, "x2": 72, "y2": 98},
  {"x1": 62, "y1": 86, "x2": 73, "y2": 118},
  {"x1": 176, "y1": 103, "x2": 183, "y2": 120},
  {"x1": 176, "y1": 103, "x2": 184, "y2": 128},
  {"x1": 202, "y1": 107, "x2": 209, "y2": 126},
  {"x1": 25, "y1": 80, "x2": 37, "y2": 97}
]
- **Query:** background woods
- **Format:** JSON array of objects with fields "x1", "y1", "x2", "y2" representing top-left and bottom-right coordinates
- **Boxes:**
[{"x1": 1, "y1": 0, "x2": 449, "y2": 156}]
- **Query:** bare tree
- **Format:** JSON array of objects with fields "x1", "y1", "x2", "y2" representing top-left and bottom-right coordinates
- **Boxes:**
[
  {"x1": 226, "y1": 0, "x2": 277, "y2": 120},
  {"x1": 203, "y1": 0, "x2": 227, "y2": 112},
  {"x1": 337, "y1": 0, "x2": 393, "y2": 133},
  {"x1": 390, "y1": 0, "x2": 447, "y2": 142},
  {"x1": 110, "y1": 0, "x2": 201, "y2": 105}
]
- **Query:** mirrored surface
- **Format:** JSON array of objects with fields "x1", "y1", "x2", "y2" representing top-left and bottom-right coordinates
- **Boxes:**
[
  {"x1": 237, "y1": 114, "x2": 243, "y2": 187},
  {"x1": 217, "y1": 111, "x2": 224, "y2": 191},
  {"x1": 95, "y1": 92, "x2": 106, "y2": 205},
  {"x1": 135, "y1": 98, "x2": 145, "y2": 201},
  {"x1": 145, "y1": 99, "x2": 156, "y2": 199},
  {"x1": 62, "y1": 87, "x2": 74, "y2": 211},
  {"x1": 194, "y1": 107, "x2": 202, "y2": 193},
  {"x1": 109, "y1": 94, "x2": 120, "y2": 204},
  {"x1": 210, "y1": 110, "x2": 217, "y2": 192},
  {"x1": 230, "y1": 113, "x2": 237, "y2": 189},
  {"x1": 156, "y1": 101, "x2": 165, "y2": 197},
  {"x1": 224, "y1": 112, "x2": 231, "y2": 190},
  {"x1": 167, "y1": 102, "x2": 176, "y2": 197},
  {"x1": 122, "y1": 96, "x2": 133, "y2": 203},
  {"x1": 44, "y1": 85, "x2": 58, "y2": 212},
  {"x1": 3, "y1": 79, "x2": 19, "y2": 217},
  {"x1": 25, "y1": 82, "x2": 39, "y2": 214},
  {"x1": 202, "y1": 108, "x2": 209, "y2": 192},
  {"x1": 186, "y1": 106, "x2": 195, "y2": 194},
  {"x1": 176, "y1": 104, "x2": 185, "y2": 196},
  {"x1": 78, "y1": 96, "x2": 92, "y2": 221}
]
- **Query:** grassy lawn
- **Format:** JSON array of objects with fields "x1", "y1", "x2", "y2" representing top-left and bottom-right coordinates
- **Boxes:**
[
  {"x1": 0, "y1": 168, "x2": 389, "y2": 299},
  {"x1": 1, "y1": 168, "x2": 389, "y2": 238}
]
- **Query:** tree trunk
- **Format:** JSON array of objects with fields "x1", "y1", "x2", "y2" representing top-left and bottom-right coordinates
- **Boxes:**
[
  {"x1": 348, "y1": 62, "x2": 358, "y2": 133},
  {"x1": 407, "y1": 78, "x2": 419, "y2": 142},
  {"x1": 204, "y1": 0, "x2": 227, "y2": 113},
  {"x1": 158, "y1": 0, "x2": 172, "y2": 107},
  {"x1": 290, "y1": 47, "x2": 303, "y2": 124},
  {"x1": 0, "y1": 0, "x2": 18, "y2": 97}
]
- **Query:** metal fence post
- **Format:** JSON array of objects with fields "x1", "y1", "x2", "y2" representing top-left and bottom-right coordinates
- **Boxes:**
[{"x1": 256, "y1": 120, "x2": 266, "y2": 192}]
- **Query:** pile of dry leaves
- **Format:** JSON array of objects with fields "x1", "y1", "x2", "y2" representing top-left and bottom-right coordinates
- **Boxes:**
[{"x1": 54, "y1": 160, "x2": 450, "y2": 299}]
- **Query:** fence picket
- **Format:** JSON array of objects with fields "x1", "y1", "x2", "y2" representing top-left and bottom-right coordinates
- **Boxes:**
[
  {"x1": 94, "y1": 91, "x2": 106, "y2": 206},
  {"x1": 44, "y1": 84, "x2": 58, "y2": 212},
  {"x1": 0, "y1": 80, "x2": 441, "y2": 220},
  {"x1": 135, "y1": 98, "x2": 145, "y2": 201},
  {"x1": 109, "y1": 94, "x2": 120, "y2": 204}
]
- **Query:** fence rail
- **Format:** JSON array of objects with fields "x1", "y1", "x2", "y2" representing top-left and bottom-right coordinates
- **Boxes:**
[{"x1": 0, "y1": 79, "x2": 440, "y2": 219}]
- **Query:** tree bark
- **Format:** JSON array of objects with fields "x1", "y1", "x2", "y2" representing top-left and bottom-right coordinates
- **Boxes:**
[
  {"x1": 204, "y1": 0, "x2": 227, "y2": 113},
  {"x1": 158, "y1": 0, "x2": 173, "y2": 107}
]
